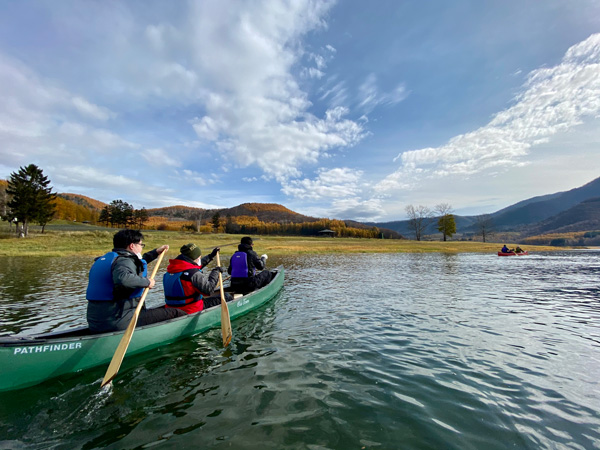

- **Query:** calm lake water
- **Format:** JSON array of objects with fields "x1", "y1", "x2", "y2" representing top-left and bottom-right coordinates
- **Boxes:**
[{"x1": 0, "y1": 251, "x2": 599, "y2": 449}]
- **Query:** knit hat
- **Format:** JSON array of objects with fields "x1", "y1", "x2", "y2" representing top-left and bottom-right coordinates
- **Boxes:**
[
  {"x1": 180, "y1": 243, "x2": 201, "y2": 260},
  {"x1": 241, "y1": 236, "x2": 253, "y2": 246}
]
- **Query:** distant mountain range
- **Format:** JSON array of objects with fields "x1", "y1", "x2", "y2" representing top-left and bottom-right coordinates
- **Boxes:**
[{"x1": 370, "y1": 176, "x2": 600, "y2": 237}]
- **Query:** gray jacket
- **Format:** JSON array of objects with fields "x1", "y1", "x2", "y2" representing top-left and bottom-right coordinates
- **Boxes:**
[{"x1": 87, "y1": 248, "x2": 159, "y2": 333}]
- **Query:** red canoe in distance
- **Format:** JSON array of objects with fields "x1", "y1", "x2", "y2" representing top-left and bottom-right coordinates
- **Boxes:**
[{"x1": 497, "y1": 251, "x2": 529, "y2": 256}]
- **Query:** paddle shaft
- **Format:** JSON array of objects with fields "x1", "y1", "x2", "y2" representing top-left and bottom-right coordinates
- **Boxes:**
[
  {"x1": 216, "y1": 252, "x2": 232, "y2": 347},
  {"x1": 101, "y1": 250, "x2": 167, "y2": 387}
]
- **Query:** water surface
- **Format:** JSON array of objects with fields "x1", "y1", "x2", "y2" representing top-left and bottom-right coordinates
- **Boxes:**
[{"x1": 0, "y1": 251, "x2": 599, "y2": 449}]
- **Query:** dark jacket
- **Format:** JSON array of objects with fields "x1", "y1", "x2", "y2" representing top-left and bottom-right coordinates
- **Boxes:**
[
  {"x1": 87, "y1": 247, "x2": 159, "y2": 333},
  {"x1": 227, "y1": 243, "x2": 266, "y2": 277}
]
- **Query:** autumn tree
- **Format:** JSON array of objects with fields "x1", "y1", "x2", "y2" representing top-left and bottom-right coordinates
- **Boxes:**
[
  {"x1": 405, "y1": 205, "x2": 432, "y2": 241},
  {"x1": 435, "y1": 203, "x2": 456, "y2": 241},
  {"x1": 476, "y1": 214, "x2": 494, "y2": 242},
  {"x1": 6, "y1": 164, "x2": 56, "y2": 237}
]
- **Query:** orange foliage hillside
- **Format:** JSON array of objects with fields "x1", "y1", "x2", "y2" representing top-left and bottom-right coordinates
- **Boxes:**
[{"x1": 58, "y1": 193, "x2": 107, "y2": 210}]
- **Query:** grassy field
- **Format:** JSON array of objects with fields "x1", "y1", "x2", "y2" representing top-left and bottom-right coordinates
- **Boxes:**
[{"x1": 0, "y1": 221, "x2": 564, "y2": 257}]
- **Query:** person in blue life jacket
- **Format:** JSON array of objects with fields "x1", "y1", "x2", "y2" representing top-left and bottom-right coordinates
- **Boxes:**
[
  {"x1": 86, "y1": 229, "x2": 186, "y2": 333},
  {"x1": 227, "y1": 236, "x2": 274, "y2": 294},
  {"x1": 501, "y1": 244, "x2": 510, "y2": 253},
  {"x1": 163, "y1": 243, "x2": 233, "y2": 314}
]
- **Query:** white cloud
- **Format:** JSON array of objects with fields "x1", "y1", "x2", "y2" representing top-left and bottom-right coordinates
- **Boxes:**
[
  {"x1": 358, "y1": 73, "x2": 408, "y2": 113},
  {"x1": 181, "y1": 1, "x2": 366, "y2": 181},
  {"x1": 376, "y1": 33, "x2": 600, "y2": 193},
  {"x1": 282, "y1": 167, "x2": 364, "y2": 200},
  {"x1": 71, "y1": 96, "x2": 115, "y2": 121},
  {"x1": 142, "y1": 148, "x2": 180, "y2": 167}
]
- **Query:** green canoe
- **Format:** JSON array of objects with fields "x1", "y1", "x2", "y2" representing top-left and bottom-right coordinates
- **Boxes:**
[{"x1": 0, "y1": 266, "x2": 284, "y2": 392}]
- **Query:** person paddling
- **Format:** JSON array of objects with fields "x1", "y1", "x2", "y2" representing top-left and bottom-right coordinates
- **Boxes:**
[
  {"x1": 86, "y1": 229, "x2": 186, "y2": 333},
  {"x1": 163, "y1": 243, "x2": 232, "y2": 314},
  {"x1": 227, "y1": 236, "x2": 273, "y2": 294}
]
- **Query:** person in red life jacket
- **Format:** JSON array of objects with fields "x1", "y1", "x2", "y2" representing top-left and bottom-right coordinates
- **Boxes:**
[
  {"x1": 163, "y1": 243, "x2": 232, "y2": 314},
  {"x1": 227, "y1": 236, "x2": 274, "y2": 294},
  {"x1": 86, "y1": 229, "x2": 186, "y2": 333}
]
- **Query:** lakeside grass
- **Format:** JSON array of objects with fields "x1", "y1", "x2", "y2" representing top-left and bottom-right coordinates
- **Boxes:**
[{"x1": 0, "y1": 226, "x2": 565, "y2": 257}]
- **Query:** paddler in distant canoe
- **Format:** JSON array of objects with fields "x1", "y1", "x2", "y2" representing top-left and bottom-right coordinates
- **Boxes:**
[
  {"x1": 163, "y1": 243, "x2": 233, "y2": 314},
  {"x1": 86, "y1": 229, "x2": 186, "y2": 333}
]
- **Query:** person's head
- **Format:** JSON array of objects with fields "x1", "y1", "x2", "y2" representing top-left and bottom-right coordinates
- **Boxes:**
[
  {"x1": 180, "y1": 243, "x2": 202, "y2": 262},
  {"x1": 114, "y1": 229, "x2": 145, "y2": 253},
  {"x1": 241, "y1": 236, "x2": 253, "y2": 246}
]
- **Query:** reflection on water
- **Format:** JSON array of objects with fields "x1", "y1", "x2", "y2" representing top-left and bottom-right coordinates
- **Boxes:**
[{"x1": 0, "y1": 251, "x2": 599, "y2": 449}]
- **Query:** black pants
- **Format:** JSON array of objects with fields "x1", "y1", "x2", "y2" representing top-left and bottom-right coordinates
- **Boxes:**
[
  {"x1": 230, "y1": 271, "x2": 273, "y2": 294},
  {"x1": 202, "y1": 293, "x2": 234, "y2": 309},
  {"x1": 136, "y1": 306, "x2": 187, "y2": 327}
]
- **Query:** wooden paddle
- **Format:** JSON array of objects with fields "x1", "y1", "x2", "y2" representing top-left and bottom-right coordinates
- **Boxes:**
[
  {"x1": 216, "y1": 251, "x2": 232, "y2": 347},
  {"x1": 101, "y1": 249, "x2": 167, "y2": 388}
]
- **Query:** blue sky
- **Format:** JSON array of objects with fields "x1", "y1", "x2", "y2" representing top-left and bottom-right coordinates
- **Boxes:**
[{"x1": 0, "y1": 1, "x2": 599, "y2": 222}]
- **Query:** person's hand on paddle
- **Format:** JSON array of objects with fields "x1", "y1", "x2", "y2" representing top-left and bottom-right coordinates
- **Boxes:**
[
  {"x1": 147, "y1": 278, "x2": 156, "y2": 289},
  {"x1": 209, "y1": 247, "x2": 220, "y2": 258},
  {"x1": 157, "y1": 245, "x2": 169, "y2": 254}
]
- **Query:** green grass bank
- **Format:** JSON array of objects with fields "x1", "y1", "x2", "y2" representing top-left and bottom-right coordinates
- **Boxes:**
[{"x1": 0, "y1": 222, "x2": 564, "y2": 257}]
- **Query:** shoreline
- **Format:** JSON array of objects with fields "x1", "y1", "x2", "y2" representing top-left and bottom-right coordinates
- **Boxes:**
[{"x1": 0, "y1": 229, "x2": 568, "y2": 257}]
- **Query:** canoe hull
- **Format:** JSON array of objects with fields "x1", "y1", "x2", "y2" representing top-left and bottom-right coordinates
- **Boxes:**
[
  {"x1": 497, "y1": 251, "x2": 528, "y2": 256},
  {"x1": 0, "y1": 266, "x2": 284, "y2": 392}
]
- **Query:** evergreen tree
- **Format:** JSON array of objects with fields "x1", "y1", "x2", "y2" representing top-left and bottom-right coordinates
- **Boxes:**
[
  {"x1": 108, "y1": 200, "x2": 134, "y2": 228},
  {"x1": 212, "y1": 212, "x2": 221, "y2": 232},
  {"x1": 99, "y1": 206, "x2": 110, "y2": 226},
  {"x1": 6, "y1": 164, "x2": 56, "y2": 237},
  {"x1": 134, "y1": 207, "x2": 149, "y2": 229}
]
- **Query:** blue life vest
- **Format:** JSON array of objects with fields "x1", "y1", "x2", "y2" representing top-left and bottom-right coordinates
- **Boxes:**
[
  {"x1": 86, "y1": 251, "x2": 148, "y2": 301},
  {"x1": 163, "y1": 269, "x2": 202, "y2": 306},
  {"x1": 230, "y1": 251, "x2": 254, "y2": 278}
]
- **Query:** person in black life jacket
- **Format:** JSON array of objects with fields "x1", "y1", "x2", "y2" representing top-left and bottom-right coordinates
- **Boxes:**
[
  {"x1": 163, "y1": 243, "x2": 233, "y2": 314},
  {"x1": 227, "y1": 236, "x2": 273, "y2": 294},
  {"x1": 86, "y1": 229, "x2": 186, "y2": 333}
]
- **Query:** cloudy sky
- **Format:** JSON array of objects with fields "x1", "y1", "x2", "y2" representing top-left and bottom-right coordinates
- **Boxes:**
[{"x1": 0, "y1": 1, "x2": 599, "y2": 222}]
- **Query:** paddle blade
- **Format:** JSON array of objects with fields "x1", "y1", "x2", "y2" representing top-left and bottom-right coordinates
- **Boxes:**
[
  {"x1": 100, "y1": 250, "x2": 167, "y2": 388},
  {"x1": 220, "y1": 293, "x2": 232, "y2": 346},
  {"x1": 216, "y1": 252, "x2": 232, "y2": 347},
  {"x1": 101, "y1": 317, "x2": 137, "y2": 387}
]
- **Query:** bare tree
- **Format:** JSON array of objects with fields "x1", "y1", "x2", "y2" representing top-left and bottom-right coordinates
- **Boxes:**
[
  {"x1": 475, "y1": 214, "x2": 494, "y2": 242},
  {"x1": 405, "y1": 205, "x2": 433, "y2": 241}
]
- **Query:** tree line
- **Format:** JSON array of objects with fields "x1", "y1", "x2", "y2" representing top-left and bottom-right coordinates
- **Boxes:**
[
  {"x1": 0, "y1": 164, "x2": 151, "y2": 236},
  {"x1": 405, "y1": 203, "x2": 495, "y2": 242},
  {"x1": 1, "y1": 163, "x2": 392, "y2": 240},
  {"x1": 405, "y1": 203, "x2": 457, "y2": 241},
  {"x1": 98, "y1": 200, "x2": 149, "y2": 229}
]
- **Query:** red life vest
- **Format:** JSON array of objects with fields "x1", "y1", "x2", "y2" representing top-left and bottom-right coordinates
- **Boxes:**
[{"x1": 163, "y1": 259, "x2": 209, "y2": 314}]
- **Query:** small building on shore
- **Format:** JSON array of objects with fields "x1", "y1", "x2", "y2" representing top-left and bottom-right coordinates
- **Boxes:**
[{"x1": 318, "y1": 229, "x2": 336, "y2": 237}]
